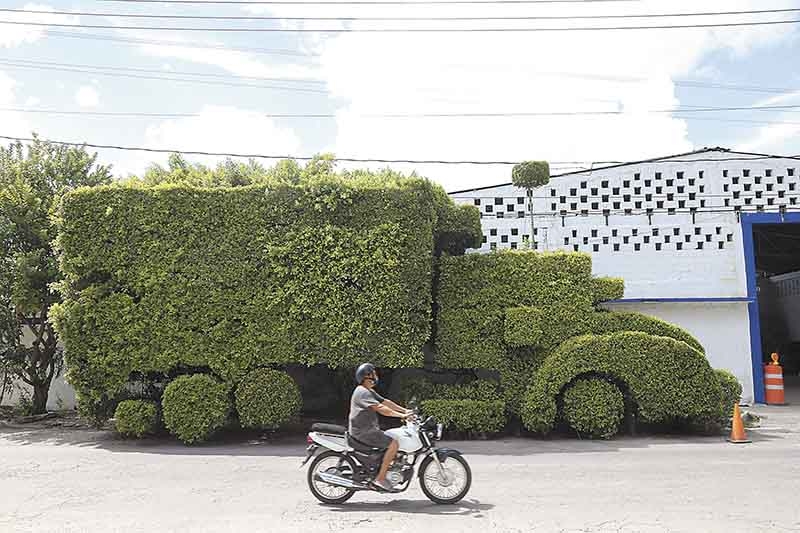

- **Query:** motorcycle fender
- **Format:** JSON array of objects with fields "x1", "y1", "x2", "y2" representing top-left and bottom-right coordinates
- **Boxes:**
[{"x1": 418, "y1": 448, "x2": 463, "y2": 477}]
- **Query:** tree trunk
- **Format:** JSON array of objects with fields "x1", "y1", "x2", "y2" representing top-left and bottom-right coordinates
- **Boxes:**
[{"x1": 31, "y1": 381, "x2": 50, "y2": 415}]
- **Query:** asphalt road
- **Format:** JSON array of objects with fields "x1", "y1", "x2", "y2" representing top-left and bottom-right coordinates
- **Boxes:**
[{"x1": 2, "y1": 404, "x2": 800, "y2": 533}]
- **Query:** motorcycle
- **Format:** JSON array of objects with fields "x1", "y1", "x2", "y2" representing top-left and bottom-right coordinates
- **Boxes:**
[{"x1": 301, "y1": 413, "x2": 472, "y2": 505}]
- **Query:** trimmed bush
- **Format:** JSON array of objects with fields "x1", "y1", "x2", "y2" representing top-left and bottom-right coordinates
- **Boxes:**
[
  {"x1": 421, "y1": 400, "x2": 506, "y2": 434},
  {"x1": 715, "y1": 369, "x2": 742, "y2": 419},
  {"x1": 235, "y1": 368, "x2": 302, "y2": 429},
  {"x1": 55, "y1": 173, "x2": 477, "y2": 421},
  {"x1": 521, "y1": 332, "x2": 722, "y2": 434},
  {"x1": 114, "y1": 399, "x2": 159, "y2": 438},
  {"x1": 590, "y1": 311, "x2": 704, "y2": 353},
  {"x1": 511, "y1": 161, "x2": 550, "y2": 190},
  {"x1": 590, "y1": 277, "x2": 625, "y2": 303},
  {"x1": 162, "y1": 374, "x2": 231, "y2": 444},
  {"x1": 504, "y1": 307, "x2": 544, "y2": 348},
  {"x1": 562, "y1": 379, "x2": 624, "y2": 439}
]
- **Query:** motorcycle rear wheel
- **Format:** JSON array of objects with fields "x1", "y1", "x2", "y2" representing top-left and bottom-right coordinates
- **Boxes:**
[{"x1": 307, "y1": 451, "x2": 357, "y2": 504}]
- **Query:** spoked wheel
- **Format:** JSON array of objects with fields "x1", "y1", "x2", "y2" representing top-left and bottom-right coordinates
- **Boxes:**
[
  {"x1": 418, "y1": 453, "x2": 472, "y2": 504},
  {"x1": 307, "y1": 451, "x2": 357, "y2": 504}
]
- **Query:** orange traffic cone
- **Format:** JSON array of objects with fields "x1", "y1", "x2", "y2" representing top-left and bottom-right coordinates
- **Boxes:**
[{"x1": 728, "y1": 404, "x2": 751, "y2": 444}]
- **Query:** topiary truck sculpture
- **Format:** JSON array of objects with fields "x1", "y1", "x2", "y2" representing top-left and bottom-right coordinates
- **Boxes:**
[{"x1": 52, "y1": 170, "x2": 728, "y2": 443}]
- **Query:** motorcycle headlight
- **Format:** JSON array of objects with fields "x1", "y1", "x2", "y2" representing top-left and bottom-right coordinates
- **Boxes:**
[{"x1": 436, "y1": 423, "x2": 443, "y2": 440}]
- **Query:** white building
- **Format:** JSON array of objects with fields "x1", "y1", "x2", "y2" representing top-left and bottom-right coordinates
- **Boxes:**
[{"x1": 448, "y1": 147, "x2": 800, "y2": 404}]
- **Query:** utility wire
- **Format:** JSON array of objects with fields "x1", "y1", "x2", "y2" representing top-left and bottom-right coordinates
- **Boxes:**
[
  {"x1": 5, "y1": 103, "x2": 800, "y2": 119},
  {"x1": 6, "y1": 7, "x2": 800, "y2": 21},
  {"x1": 98, "y1": 0, "x2": 640, "y2": 5},
  {"x1": 4, "y1": 18, "x2": 800, "y2": 32},
  {"x1": 46, "y1": 30, "x2": 318, "y2": 57},
  {"x1": 0, "y1": 61, "x2": 329, "y2": 93},
  {"x1": 0, "y1": 58, "x2": 326, "y2": 85},
  {"x1": 1, "y1": 134, "x2": 799, "y2": 166}
]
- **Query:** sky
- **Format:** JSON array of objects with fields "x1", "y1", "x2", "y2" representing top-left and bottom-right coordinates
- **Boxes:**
[{"x1": 1, "y1": 0, "x2": 800, "y2": 191}]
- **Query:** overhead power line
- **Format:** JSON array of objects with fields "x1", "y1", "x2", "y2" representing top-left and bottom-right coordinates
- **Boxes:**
[
  {"x1": 98, "y1": 0, "x2": 639, "y2": 5},
  {"x1": 5, "y1": 104, "x2": 800, "y2": 119},
  {"x1": 6, "y1": 7, "x2": 800, "y2": 21},
  {"x1": 4, "y1": 18, "x2": 800, "y2": 32},
  {"x1": 0, "y1": 61, "x2": 328, "y2": 94},
  {"x1": 0, "y1": 58, "x2": 325, "y2": 85},
  {"x1": 1, "y1": 134, "x2": 799, "y2": 166},
  {"x1": 46, "y1": 30, "x2": 318, "y2": 57}
]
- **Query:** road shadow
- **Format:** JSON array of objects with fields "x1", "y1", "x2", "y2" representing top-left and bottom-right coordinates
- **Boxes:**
[{"x1": 325, "y1": 497, "x2": 493, "y2": 518}]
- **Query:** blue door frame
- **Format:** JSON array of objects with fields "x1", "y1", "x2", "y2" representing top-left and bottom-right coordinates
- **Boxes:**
[{"x1": 741, "y1": 212, "x2": 800, "y2": 404}]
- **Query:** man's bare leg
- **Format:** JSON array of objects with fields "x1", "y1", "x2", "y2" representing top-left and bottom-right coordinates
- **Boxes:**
[{"x1": 376, "y1": 439, "x2": 399, "y2": 482}]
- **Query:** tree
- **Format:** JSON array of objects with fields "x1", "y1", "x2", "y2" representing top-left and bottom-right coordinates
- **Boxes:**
[
  {"x1": 0, "y1": 136, "x2": 112, "y2": 413},
  {"x1": 511, "y1": 161, "x2": 550, "y2": 250}
]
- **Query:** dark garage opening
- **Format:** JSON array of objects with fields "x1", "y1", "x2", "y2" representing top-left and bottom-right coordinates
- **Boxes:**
[{"x1": 754, "y1": 224, "x2": 800, "y2": 393}]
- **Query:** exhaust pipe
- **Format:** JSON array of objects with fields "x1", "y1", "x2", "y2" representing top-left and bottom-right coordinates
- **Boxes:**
[{"x1": 315, "y1": 472, "x2": 367, "y2": 490}]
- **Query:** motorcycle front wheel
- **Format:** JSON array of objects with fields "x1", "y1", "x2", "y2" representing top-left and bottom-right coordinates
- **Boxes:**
[
  {"x1": 307, "y1": 451, "x2": 357, "y2": 504},
  {"x1": 418, "y1": 453, "x2": 472, "y2": 505}
]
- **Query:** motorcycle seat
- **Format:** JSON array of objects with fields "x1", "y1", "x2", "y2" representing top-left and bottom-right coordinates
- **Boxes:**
[{"x1": 311, "y1": 423, "x2": 347, "y2": 435}]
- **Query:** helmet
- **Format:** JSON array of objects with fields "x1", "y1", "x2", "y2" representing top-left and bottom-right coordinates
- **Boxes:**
[{"x1": 355, "y1": 362, "x2": 376, "y2": 384}]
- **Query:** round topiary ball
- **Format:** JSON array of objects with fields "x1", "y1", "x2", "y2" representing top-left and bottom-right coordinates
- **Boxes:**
[
  {"x1": 235, "y1": 368, "x2": 302, "y2": 429},
  {"x1": 511, "y1": 160, "x2": 550, "y2": 190},
  {"x1": 162, "y1": 374, "x2": 231, "y2": 444},
  {"x1": 114, "y1": 399, "x2": 159, "y2": 438},
  {"x1": 562, "y1": 378, "x2": 625, "y2": 439}
]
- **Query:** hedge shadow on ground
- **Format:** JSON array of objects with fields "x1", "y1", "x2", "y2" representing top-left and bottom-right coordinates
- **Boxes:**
[{"x1": 1, "y1": 425, "x2": 773, "y2": 457}]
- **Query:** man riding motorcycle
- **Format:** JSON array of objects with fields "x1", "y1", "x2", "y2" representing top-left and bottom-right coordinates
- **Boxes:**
[{"x1": 349, "y1": 363, "x2": 413, "y2": 491}]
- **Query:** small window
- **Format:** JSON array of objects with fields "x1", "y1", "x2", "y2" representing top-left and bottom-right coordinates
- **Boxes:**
[
  {"x1": 699, "y1": 171, "x2": 704, "y2": 179},
  {"x1": 613, "y1": 202, "x2": 621, "y2": 209},
  {"x1": 657, "y1": 201, "x2": 664, "y2": 209},
  {"x1": 623, "y1": 194, "x2": 631, "y2": 202},
  {"x1": 743, "y1": 169, "x2": 750, "y2": 177},
  {"x1": 495, "y1": 197, "x2": 503, "y2": 205},
  {"x1": 581, "y1": 181, "x2": 588, "y2": 189},
  {"x1": 694, "y1": 227, "x2": 701, "y2": 235},
  {"x1": 655, "y1": 243, "x2": 662, "y2": 251},
  {"x1": 593, "y1": 244, "x2": 599, "y2": 252},
  {"x1": 716, "y1": 227, "x2": 722, "y2": 235},
  {"x1": 517, "y1": 197, "x2": 525, "y2": 204},
  {"x1": 591, "y1": 229, "x2": 598, "y2": 237},
  {"x1": 510, "y1": 242, "x2": 517, "y2": 250},
  {"x1": 497, "y1": 212, "x2": 504, "y2": 219},
  {"x1": 665, "y1": 235, "x2": 671, "y2": 243},
  {"x1": 677, "y1": 186, "x2": 685, "y2": 194},
  {"x1": 643, "y1": 236, "x2": 650, "y2": 244},
  {"x1": 573, "y1": 245, "x2": 579, "y2": 252},
  {"x1": 676, "y1": 242, "x2": 683, "y2": 250},
  {"x1": 482, "y1": 235, "x2": 487, "y2": 243},
  {"x1": 689, "y1": 179, "x2": 696, "y2": 186},
  {"x1": 652, "y1": 228, "x2": 659, "y2": 236},
  {"x1": 656, "y1": 187, "x2": 663, "y2": 194},
  {"x1": 634, "y1": 173, "x2": 641, "y2": 180},
  {"x1": 673, "y1": 228, "x2": 680, "y2": 236},
  {"x1": 723, "y1": 170, "x2": 729, "y2": 177},
  {"x1": 656, "y1": 172, "x2": 662, "y2": 180},
  {"x1": 570, "y1": 188, "x2": 577, "y2": 195},
  {"x1": 727, "y1": 234, "x2": 734, "y2": 242},
  {"x1": 550, "y1": 189, "x2": 557, "y2": 197},
  {"x1": 571, "y1": 203, "x2": 578, "y2": 210},
  {"x1": 666, "y1": 179, "x2": 674, "y2": 187},
  {"x1": 490, "y1": 229, "x2": 497, "y2": 236},
  {"x1": 635, "y1": 201, "x2": 642, "y2": 209},
  {"x1": 634, "y1": 243, "x2": 641, "y2": 251},
  {"x1": 678, "y1": 201, "x2": 686, "y2": 209},
  {"x1": 623, "y1": 180, "x2": 631, "y2": 188},
  {"x1": 601, "y1": 180, "x2": 609, "y2": 188},
  {"x1": 564, "y1": 237, "x2": 570, "y2": 245},
  {"x1": 517, "y1": 211, "x2": 525, "y2": 218},
  {"x1": 511, "y1": 228, "x2": 519, "y2": 236},
  {"x1": 634, "y1": 187, "x2": 642, "y2": 195},
  {"x1": 602, "y1": 195, "x2": 610, "y2": 202},
  {"x1": 507, "y1": 204, "x2": 515, "y2": 212},
  {"x1": 580, "y1": 196, "x2": 588, "y2": 203},
  {"x1": 685, "y1": 235, "x2": 691, "y2": 243},
  {"x1": 602, "y1": 237, "x2": 609, "y2": 244},
  {"x1": 613, "y1": 244, "x2": 620, "y2": 252},
  {"x1": 591, "y1": 202, "x2": 599, "y2": 210},
  {"x1": 705, "y1": 235, "x2": 712, "y2": 242},
  {"x1": 645, "y1": 194, "x2": 653, "y2": 201},
  {"x1": 572, "y1": 230, "x2": 578, "y2": 238},
  {"x1": 501, "y1": 235, "x2": 508, "y2": 243},
  {"x1": 677, "y1": 171, "x2": 684, "y2": 179},
  {"x1": 766, "y1": 169, "x2": 772, "y2": 177},
  {"x1": 473, "y1": 198, "x2": 481, "y2": 206},
  {"x1": 591, "y1": 188, "x2": 599, "y2": 196},
  {"x1": 718, "y1": 242, "x2": 724, "y2": 250},
  {"x1": 560, "y1": 196, "x2": 567, "y2": 203},
  {"x1": 612, "y1": 229, "x2": 618, "y2": 237},
  {"x1": 755, "y1": 177, "x2": 762, "y2": 185},
  {"x1": 613, "y1": 187, "x2": 620, "y2": 195},
  {"x1": 789, "y1": 168, "x2": 796, "y2": 176},
  {"x1": 697, "y1": 242, "x2": 704, "y2": 250},
  {"x1": 733, "y1": 177, "x2": 739, "y2": 185},
  {"x1": 623, "y1": 236, "x2": 630, "y2": 244},
  {"x1": 645, "y1": 180, "x2": 652, "y2": 187},
  {"x1": 485, "y1": 205, "x2": 493, "y2": 213}
]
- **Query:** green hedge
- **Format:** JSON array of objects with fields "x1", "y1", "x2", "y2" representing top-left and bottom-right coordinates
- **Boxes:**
[
  {"x1": 235, "y1": 368, "x2": 302, "y2": 429},
  {"x1": 162, "y1": 374, "x2": 231, "y2": 444},
  {"x1": 521, "y1": 332, "x2": 721, "y2": 434},
  {"x1": 114, "y1": 399, "x2": 159, "y2": 438},
  {"x1": 421, "y1": 400, "x2": 506, "y2": 434},
  {"x1": 715, "y1": 369, "x2": 742, "y2": 420},
  {"x1": 504, "y1": 307, "x2": 543, "y2": 348},
  {"x1": 590, "y1": 311, "x2": 704, "y2": 353},
  {"x1": 54, "y1": 174, "x2": 477, "y2": 419},
  {"x1": 562, "y1": 379, "x2": 625, "y2": 439}
]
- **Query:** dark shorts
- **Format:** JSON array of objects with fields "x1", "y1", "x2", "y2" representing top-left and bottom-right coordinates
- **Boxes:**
[{"x1": 352, "y1": 429, "x2": 393, "y2": 449}]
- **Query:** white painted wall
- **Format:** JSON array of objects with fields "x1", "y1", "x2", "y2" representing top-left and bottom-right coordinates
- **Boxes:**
[
  {"x1": 602, "y1": 301, "x2": 754, "y2": 404},
  {"x1": 771, "y1": 271, "x2": 800, "y2": 342}
]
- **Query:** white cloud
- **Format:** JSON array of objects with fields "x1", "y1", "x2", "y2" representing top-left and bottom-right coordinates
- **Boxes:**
[
  {"x1": 0, "y1": 71, "x2": 34, "y2": 138},
  {"x1": 0, "y1": 3, "x2": 79, "y2": 48},
  {"x1": 75, "y1": 85, "x2": 100, "y2": 108},
  {"x1": 24, "y1": 95, "x2": 40, "y2": 106},
  {"x1": 281, "y1": 0, "x2": 800, "y2": 190},
  {"x1": 110, "y1": 105, "x2": 303, "y2": 176},
  {"x1": 739, "y1": 90, "x2": 800, "y2": 153}
]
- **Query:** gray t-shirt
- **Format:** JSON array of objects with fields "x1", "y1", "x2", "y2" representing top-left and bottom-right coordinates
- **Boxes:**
[{"x1": 348, "y1": 385, "x2": 385, "y2": 436}]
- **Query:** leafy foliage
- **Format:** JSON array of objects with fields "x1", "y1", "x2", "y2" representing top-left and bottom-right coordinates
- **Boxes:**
[
  {"x1": 235, "y1": 368, "x2": 302, "y2": 429},
  {"x1": 421, "y1": 399, "x2": 506, "y2": 434},
  {"x1": 521, "y1": 332, "x2": 722, "y2": 434},
  {"x1": 562, "y1": 378, "x2": 625, "y2": 439},
  {"x1": 504, "y1": 307, "x2": 543, "y2": 348},
  {"x1": 161, "y1": 374, "x2": 231, "y2": 444},
  {"x1": 715, "y1": 369, "x2": 742, "y2": 420},
  {"x1": 511, "y1": 161, "x2": 550, "y2": 190},
  {"x1": 0, "y1": 136, "x2": 111, "y2": 413},
  {"x1": 55, "y1": 167, "x2": 477, "y2": 421},
  {"x1": 114, "y1": 399, "x2": 159, "y2": 438}
]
